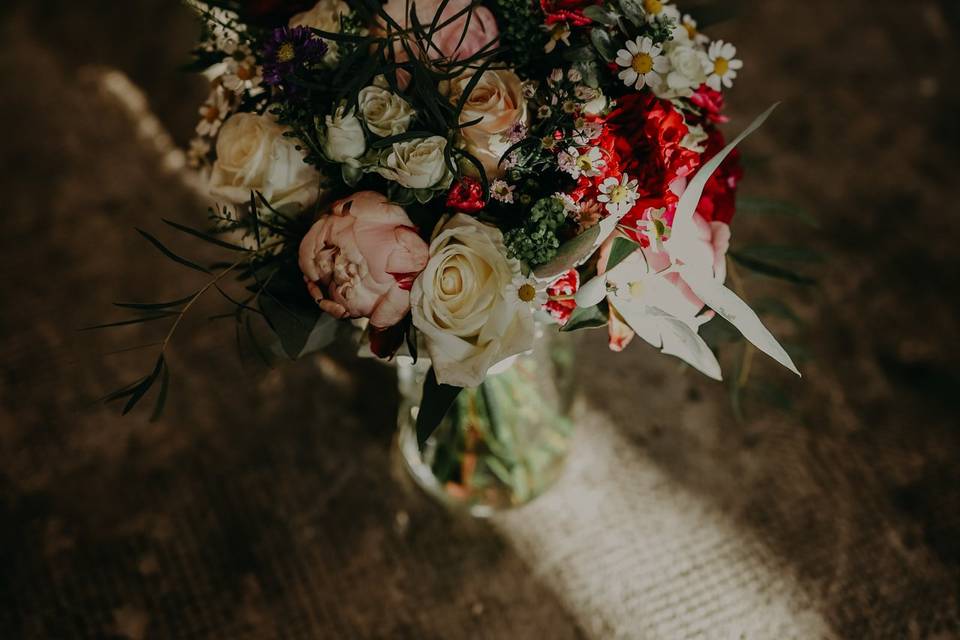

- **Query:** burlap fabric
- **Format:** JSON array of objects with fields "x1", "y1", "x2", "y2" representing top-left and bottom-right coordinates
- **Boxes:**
[{"x1": 2, "y1": 1, "x2": 960, "y2": 638}]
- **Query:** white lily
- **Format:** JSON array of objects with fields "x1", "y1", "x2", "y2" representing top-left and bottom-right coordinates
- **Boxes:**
[{"x1": 577, "y1": 104, "x2": 801, "y2": 378}]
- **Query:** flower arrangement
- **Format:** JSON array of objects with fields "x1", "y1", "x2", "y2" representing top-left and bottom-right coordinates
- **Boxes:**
[{"x1": 96, "y1": 0, "x2": 804, "y2": 444}]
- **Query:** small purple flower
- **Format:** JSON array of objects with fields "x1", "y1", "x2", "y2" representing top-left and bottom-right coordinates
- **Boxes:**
[{"x1": 262, "y1": 26, "x2": 328, "y2": 87}]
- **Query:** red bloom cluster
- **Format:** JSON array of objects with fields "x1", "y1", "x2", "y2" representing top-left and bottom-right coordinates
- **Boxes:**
[
  {"x1": 540, "y1": 0, "x2": 597, "y2": 26},
  {"x1": 696, "y1": 129, "x2": 743, "y2": 224},
  {"x1": 545, "y1": 269, "x2": 579, "y2": 325},
  {"x1": 446, "y1": 177, "x2": 487, "y2": 213}
]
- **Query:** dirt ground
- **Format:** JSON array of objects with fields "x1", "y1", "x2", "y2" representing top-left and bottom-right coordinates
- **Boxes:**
[{"x1": 1, "y1": 1, "x2": 959, "y2": 638}]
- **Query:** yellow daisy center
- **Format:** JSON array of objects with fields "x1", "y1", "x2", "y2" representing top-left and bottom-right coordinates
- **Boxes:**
[
  {"x1": 608, "y1": 185, "x2": 629, "y2": 203},
  {"x1": 576, "y1": 156, "x2": 593, "y2": 171},
  {"x1": 632, "y1": 53, "x2": 654, "y2": 74},
  {"x1": 643, "y1": 0, "x2": 662, "y2": 14},
  {"x1": 518, "y1": 283, "x2": 537, "y2": 302},
  {"x1": 277, "y1": 42, "x2": 296, "y2": 63},
  {"x1": 713, "y1": 57, "x2": 729, "y2": 76}
]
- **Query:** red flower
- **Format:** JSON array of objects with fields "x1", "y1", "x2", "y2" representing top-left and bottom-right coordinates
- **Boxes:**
[
  {"x1": 690, "y1": 86, "x2": 729, "y2": 124},
  {"x1": 446, "y1": 177, "x2": 487, "y2": 213},
  {"x1": 545, "y1": 270, "x2": 580, "y2": 325},
  {"x1": 604, "y1": 94, "x2": 700, "y2": 224},
  {"x1": 696, "y1": 128, "x2": 743, "y2": 224},
  {"x1": 540, "y1": 0, "x2": 597, "y2": 26}
]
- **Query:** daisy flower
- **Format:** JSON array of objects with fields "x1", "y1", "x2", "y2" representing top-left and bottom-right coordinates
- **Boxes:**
[
  {"x1": 597, "y1": 174, "x2": 640, "y2": 216},
  {"x1": 572, "y1": 120, "x2": 604, "y2": 145},
  {"x1": 490, "y1": 179, "x2": 516, "y2": 204},
  {"x1": 681, "y1": 14, "x2": 709, "y2": 46},
  {"x1": 558, "y1": 146, "x2": 605, "y2": 180},
  {"x1": 509, "y1": 274, "x2": 548, "y2": 308},
  {"x1": 186, "y1": 137, "x2": 211, "y2": 168},
  {"x1": 642, "y1": 0, "x2": 680, "y2": 23},
  {"x1": 616, "y1": 37, "x2": 669, "y2": 91},
  {"x1": 636, "y1": 207, "x2": 672, "y2": 252},
  {"x1": 704, "y1": 40, "x2": 743, "y2": 91},
  {"x1": 222, "y1": 52, "x2": 263, "y2": 94},
  {"x1": 542, "y1": 23, "x2": 571, "y2": 54},
  {"x1": 195, "y1": 87, "x2": 230, "y2": 137}
]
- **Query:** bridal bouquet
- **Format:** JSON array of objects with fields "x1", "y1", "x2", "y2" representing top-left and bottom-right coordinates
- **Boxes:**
[{"x1": 97, "y1": 0, "x2": 801, "y2": 444}]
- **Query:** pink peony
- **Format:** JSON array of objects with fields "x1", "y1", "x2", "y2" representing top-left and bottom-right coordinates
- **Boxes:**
[
  {"x1": 380, "y1": 0, "x2": 499, "y2": 63},
  {"x1": 298, "y1": 191, "x2": 429, "y2": 328}
]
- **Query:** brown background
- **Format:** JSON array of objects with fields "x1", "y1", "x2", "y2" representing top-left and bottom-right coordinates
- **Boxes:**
[{"x1": 2, "y1": 1, "x2": 959, "y2": 638}]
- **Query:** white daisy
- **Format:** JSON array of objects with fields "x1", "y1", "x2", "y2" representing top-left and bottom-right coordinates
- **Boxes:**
[
  {"x1": 636, "y1": 207, "x2": 672, "y2": 252},
  {"x1": 681, "y1": 14, "x2": 709, "y2": 46},
  {"x1": 642, "y1": 0, "x2": 680, "y2": 23},
  {"x1": 572, "y1": 120, "x2": 604, "y2": 145},
  {"x1": 186, "y1": 137, "x2": 211, "y2": 168},
  {"x1": 704, "y1": 40, "x2": 743, "y2": 91},
  {"x1": 557, "y1": 146, "x2": 605, "y2": 180},
  {"x1": 222, "y1": 53, "x2": 263, "y2": 94},
  {"x1": 542, "y1": 23, "x2": 571, "y2": 54},
  {"x1": 490, "y1": 179, "x2": 516, "y2": 204},
  {"x1": 597, "y1": 174, "x2": 640, "y2": 216},
  {"x1": 509, "y1": 274, "x2": 548, "y2": 308},
  {"x1": 196, "y1": 87, "x2": 230, "y2": 137},
  {"x1": 615, "y1": 37, "x2": 669, "y2": 91}
]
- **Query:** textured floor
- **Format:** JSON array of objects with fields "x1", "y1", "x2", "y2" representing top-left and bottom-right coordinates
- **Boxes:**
[{"x1": 2, "y1": 1, "x2": 960, "y2": 638}]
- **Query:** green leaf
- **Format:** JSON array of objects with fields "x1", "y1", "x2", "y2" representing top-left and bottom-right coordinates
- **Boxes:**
[
  {"x1": 736, "y1": 244, "x2": 824, "y2": 264},
  {"x1": 617, "y1": 0, "x2": 645, "y2": 26},
  {"x1": 297, "y1": 315, "x2": 339, "y2": 358},
  {"x1": 736, "y1": 196, "x2": 820, "y2": 228},
  {"x1": 606, "y1": 236, "x2": 640, "y2": 272},
  {"x1": 582, "y1": 5, "x2": 618, "y2": 26},
  {"x1": 81, "y1": 312, "x2": 178, "y2": 331},
  {"x1": 113, "y1": 294, "x2": 196, "y2": 311},
  {"x1": 162, "y1": 218, "x2": 248, "y2": 251},
  {"x1": 561, "y1": 303, "x2": 610, "y2": 332},
  {"x1": 729, "y1": 251, "x2": 818, "y2": 285},
  {"x1": 149, "y1": 362, "x2": 171, "y2": 422},
  {"x1": 416, "y1": 368, "x2": 462, "y2": 448},
  {"x1": 136, "y1": 229, "x2": 211, "y2": 274},
  {"x1": 589, "y1": 27, "x2": 618, "y2": 63},
  {"x1": 123, "y1": 355, "x2": 165, "y2": 416}
]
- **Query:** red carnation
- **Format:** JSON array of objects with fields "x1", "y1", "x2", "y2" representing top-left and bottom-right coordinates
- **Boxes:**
[
  {"x1": 446, "y1": 177, "x2": 487, "y2": 213},
  {"x1": 540, "y1": 0, "x2": 597, "y2": 26},
  {"x1": 697, "y1": 128, "x2": 744, "y2": 224},
  {"x1": 690, "y1": 86, "x2": 729, "y2": 124},
  {"x1": 604, "y1": 94, "x2": 701, "y2": 224},
  {"x1": 545, "y1": 269, "x2": 580, "y2": 326}
]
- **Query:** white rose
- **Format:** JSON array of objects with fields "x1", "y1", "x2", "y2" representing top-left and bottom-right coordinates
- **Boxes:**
[
  {"x1": 656, "y1": 43, "x2": 709, "y2": 99},
  {"x1": 322, "y1": 107, "x2": 367, "y2": 165},
  {"x1": 209, "y1": 112, "x2": 320, "y2": 209},
  {"x1": 447, "y1": 69, "x2": 527, "y2": 178},
  {"x1": 411, "y1": 214, "x2": 535, "y2": 387},
  {"x1": 290, "y1": 0, "x2": 351, "y2": 61},
  {"x1": 358, "y1": 86, "x2": 415, "y2": 138},
  {"x1": 375, "y1": 136, "x2": 451, "y2": 191}
]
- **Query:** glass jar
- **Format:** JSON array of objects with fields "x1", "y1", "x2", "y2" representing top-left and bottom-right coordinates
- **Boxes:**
[{"x1": 396, "y1": 324, "x2": 576, "y2": 517}]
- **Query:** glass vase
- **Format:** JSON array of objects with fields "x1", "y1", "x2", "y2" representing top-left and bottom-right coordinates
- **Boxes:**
[{"x1": 396, "y1": 325, "x2": 576, "y2": 517}]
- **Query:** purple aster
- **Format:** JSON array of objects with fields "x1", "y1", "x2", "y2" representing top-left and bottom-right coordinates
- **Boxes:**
[{"x1": 262, "y1": 26, "x2": 328, "y2": 87}]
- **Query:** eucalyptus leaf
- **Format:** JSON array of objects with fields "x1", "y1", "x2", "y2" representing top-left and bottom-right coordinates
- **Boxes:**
[
  {"x1": 416, "y1": 368, "x2": 462, "y2": 448},
  {"x1": 582, "y1": 5, "x2": 618, "y2": 26},
  {"x1": 606, "y1": 236, "x2": 640, "y2": 272},
  {"x1": 589, "y1": 27, "x2": 618, "y2": 62},
  {"x1": 560, "y1": 303, "x2": 609, "y2": 332}
]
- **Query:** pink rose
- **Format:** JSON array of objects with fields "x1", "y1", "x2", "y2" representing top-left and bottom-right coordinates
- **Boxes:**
[
  {"x1": 380, "y1": 0, "x2": 499, "y2": 64},
  {"x1": 298, "y1": 191, "x2": 429, "y2": 328}
]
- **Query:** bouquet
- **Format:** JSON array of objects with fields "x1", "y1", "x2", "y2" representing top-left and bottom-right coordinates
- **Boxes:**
[{"x1": 96, "y1": 0, "x2": 800, "y2": 445}]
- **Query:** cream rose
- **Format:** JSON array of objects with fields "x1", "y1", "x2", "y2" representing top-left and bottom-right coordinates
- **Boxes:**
[
  {"x1": 358, "y1": 86, "x2": 415, "y2": 138},
  {"x1": 322, "y1": 107, "x2": 366, "y2": 165},
  {"x1": 448, "y1": 69, "x2": 526, "y2": 178},
  {"x1": 374, "y1": 136, "x2": 451, "y2": 191},
  {"x1": 410, "y1": 214, "x2": 535, "y2": 387},
  {"x1": 209, "y1": 112, "x2": 320, "y2": 209},
  {"x1": 290, "y1": 0, "x2": 351, "y2": 61},
  {"x1": 656, "y1": 42, "x2": 709, "y2": 99}
]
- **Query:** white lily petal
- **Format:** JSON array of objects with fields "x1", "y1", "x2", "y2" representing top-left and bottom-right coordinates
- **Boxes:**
[
  {"x1": 678, "y1": 265, "x2": 801, "y2": 376},
  {"x1": 575, "y1": 273, "x2": 608, "y2": 307},
  {"x1": 671, "y1": 103, "x2": 779, "y2": 269}
]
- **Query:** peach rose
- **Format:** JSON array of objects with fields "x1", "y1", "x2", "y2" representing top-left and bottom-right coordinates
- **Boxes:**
[{"x1": 298, "y1": 191, "x2": 429, "y2": 328}]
